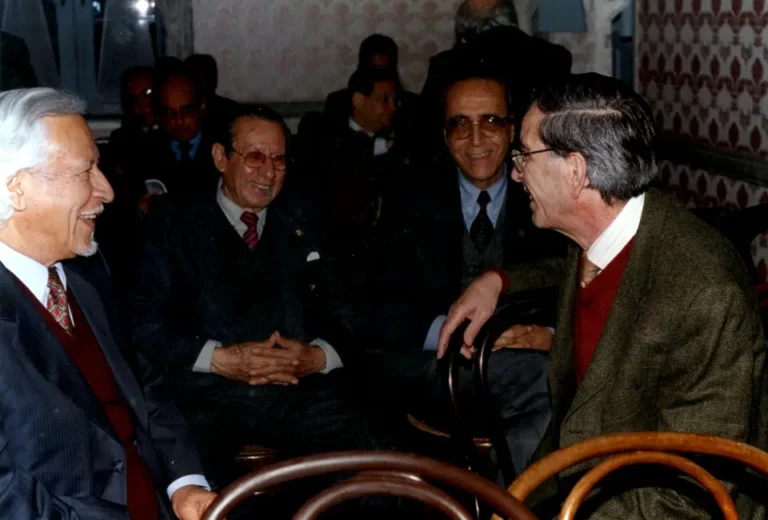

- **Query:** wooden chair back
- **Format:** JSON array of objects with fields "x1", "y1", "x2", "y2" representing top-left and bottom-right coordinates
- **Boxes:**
[
  {"x1": 201, "y1": 450, "x2": 538, "y2": 520},
  {"x1": 492, "y1": 432, "x2": 768, "y2": 520}
]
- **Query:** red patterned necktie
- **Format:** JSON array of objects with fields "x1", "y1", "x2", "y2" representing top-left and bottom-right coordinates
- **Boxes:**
[
  {"x1": 46, "y1": 267, "x2": 74, "y2": 335},
  {"x1": 240, "y1": 211, "x2": 260, "y2": 250}
]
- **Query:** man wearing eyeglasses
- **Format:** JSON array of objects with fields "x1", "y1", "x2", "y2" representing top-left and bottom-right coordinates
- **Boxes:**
[
  {"x1": 366, "y1": 72, "x2": 565, "y2": 476},
  {"x1": 147, "y1": 71, "x2": 220, "y2": 195},
  {"x1": 133, "y1": 103, "x2": 393, "y2": 491},
  {"x1": 438, "y1": 73, "x2": 767, "y2": 518}
]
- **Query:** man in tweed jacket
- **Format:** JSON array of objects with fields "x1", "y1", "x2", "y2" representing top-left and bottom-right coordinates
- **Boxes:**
[{"x1": 438, "y1": 73, "x2": 768, "y2": 518}]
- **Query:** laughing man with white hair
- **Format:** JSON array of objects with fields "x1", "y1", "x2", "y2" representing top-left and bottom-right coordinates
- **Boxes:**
[{"x1": 0, "y1": 88, "x2": 216, "y2": 520}]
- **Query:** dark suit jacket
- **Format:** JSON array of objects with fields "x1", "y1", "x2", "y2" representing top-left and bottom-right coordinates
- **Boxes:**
[
  {"x1": 132, "y1": 190, "x2": 358, "y2": 388},
  {"x1": 370, "y1": 161, "x2": 565, "y2": 352},
  {"x1": 0, "y1": 255, "x2": 203, "y2": 520},
  {"x1": 0, "y1": 32, "x2": 37, "y2": 91},
  {"x1": 143, "y1": 132, "x2": 220, "y2": 196},
  {"x1": 508, "y1": 189, "x2": 768, "y2": 518}
]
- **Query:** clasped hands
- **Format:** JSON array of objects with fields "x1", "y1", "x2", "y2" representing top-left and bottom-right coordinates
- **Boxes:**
[{"x1": 211, "y1": 331, "x2": 326, "y2": 385}]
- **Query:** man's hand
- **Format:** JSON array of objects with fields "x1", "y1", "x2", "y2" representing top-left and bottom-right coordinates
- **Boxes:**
[
  {"x1": 274, "y1": 332, "x2": 327, "y2": 379},
  {"x1": 171, "y1": 485, "x2": 217, "y2": 520},
  {"x1": 493, "y1": 325, "x2": 554, "y2": 352},
  {"x1": 211, "y1": 332, "x2": 299, "y2": 385},
  {"x1": 437, "y1": 271, "x2": 504, "y2": 359}
]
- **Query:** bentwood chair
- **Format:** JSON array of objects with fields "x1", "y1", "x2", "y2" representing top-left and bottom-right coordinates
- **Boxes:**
[
  {"x1": 493, "y1": 432, "x2": 768, "y2": 520},
  {"x1": 201, "y1": 451, "x2": 538, "y2": 520}
]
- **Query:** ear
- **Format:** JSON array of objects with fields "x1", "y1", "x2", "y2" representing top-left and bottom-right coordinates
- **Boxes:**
[
  {"x1": 211, "y1": 143, "x2": 229, "y2": 174},
  {"x1": 200, "y1": 95, "x2": 208, "y2": 117},
  {"x1": 7, "y1": 170, "x2": 30, "y2": 212},
  {"x1": 352, "y1": 92, "x2": 366, "y2": 112},
  {"x1": 508, "y1": 125, "x2": 516, "y2": 144},
  {"x1": 564, "y1": 152, "x2": 589, "y2": 199}
]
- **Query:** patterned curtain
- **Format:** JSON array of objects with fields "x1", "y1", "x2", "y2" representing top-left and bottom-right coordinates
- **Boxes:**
[{"x1": 155, "y1": 0, "x2": 193, "y2": 58}]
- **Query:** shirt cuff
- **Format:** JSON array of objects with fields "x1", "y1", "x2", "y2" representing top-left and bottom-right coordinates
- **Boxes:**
[
  {"x1": 423, "y1": 315, "x2": 448, "y2": 351},
  {"x1": 193, "y1": 339, "x2": 221, "y2": 373},
  {"x1": 167, "y1": 474, "x2": 211, "y2": 500},
  {"x1": 310, "y1": 338, "x2": 343, "y2": 374},
  {"x1": 373, "y1": 137, "x2": 389, "y2": 156}
]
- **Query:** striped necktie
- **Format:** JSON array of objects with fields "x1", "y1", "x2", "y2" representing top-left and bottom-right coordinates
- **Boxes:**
[
  {"x1": 240, "y1": 212, "x2": 260, "y2": 250},
  {"x1": 46, "y1": 267, "x2": 74, "y2": 335}
]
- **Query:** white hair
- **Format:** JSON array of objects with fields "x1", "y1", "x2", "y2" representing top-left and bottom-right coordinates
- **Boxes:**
[{"x1": 0, "y1": 88, "x2": 86, "y2": 227}]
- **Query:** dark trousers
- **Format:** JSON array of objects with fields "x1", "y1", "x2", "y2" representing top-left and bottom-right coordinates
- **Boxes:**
[{"x1": 357, "y1": 348, "x2": 551, "y2": 476}]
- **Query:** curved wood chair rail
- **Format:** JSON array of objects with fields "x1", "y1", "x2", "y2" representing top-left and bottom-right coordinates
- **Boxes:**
[
  {"x1": 200, "y1": 450, "x2": 538, "y2": 520},
  {"x1": 560, "y1": 451, "x2": 737, "y2": 520},
  {"x1": 488, "y1": 432, "x2": 768, "y2": 520}
]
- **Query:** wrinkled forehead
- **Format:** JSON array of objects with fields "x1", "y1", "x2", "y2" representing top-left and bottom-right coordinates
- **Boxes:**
[
  {"x1": 42, "y1": 114, "x2": 97, "y2": 167},
  {"x1": 232, "y1": 117, "x2": 286, "y2": 152},
  {"x1": 445, "y1": 79, "x2": 508, "y2": 119},
  {"x1": 520, "y1": 105, "x2": 545, "y2": 149}
]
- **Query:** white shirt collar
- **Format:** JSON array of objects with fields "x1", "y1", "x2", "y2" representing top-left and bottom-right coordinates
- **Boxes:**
[
  {"x1": 0, "y1": 240, "x2": 66, "y2": 305},
  {"x1": 216, "y1": 178, "x2": 267, "y2": 238},
  {"x1": 586, "y1": 193, "x2": 645, "y2": 270},
  {"x1": 348, "y1": 117, "x2": 374, "y2": 137}
]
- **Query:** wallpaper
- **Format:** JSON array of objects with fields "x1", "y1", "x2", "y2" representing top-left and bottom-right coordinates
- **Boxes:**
[
  {"x1": 637, "y1": 0, "x2": 768, "y2": 158},
  {"x1": 192, "y1": 0, "x2": 462, "y2": 103}
]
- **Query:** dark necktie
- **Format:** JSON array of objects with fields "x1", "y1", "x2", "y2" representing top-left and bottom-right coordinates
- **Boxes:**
[
  {"x1": 178, "y1": 141, "x2": 192, "y2": 163},
  {"x1": 470, "y1": 190, "x2": 493, "y2": 253},
  {"x1": 46, "y1": 267, "x2": 74, "y2": 335},
  {"x1": 240, "y1": 212, "x2": 260, "y2": 250}
]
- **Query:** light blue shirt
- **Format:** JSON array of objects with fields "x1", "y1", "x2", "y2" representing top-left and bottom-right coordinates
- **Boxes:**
[
  {"x1": 458, "y1": 168, "x2": 508, "y2": 231},
  {"x1": 170, "y1": 131, "x2": 203, "y2": 161},
  {"x1": 423, "y1": 169, "x2": 508, "y2": 351}
]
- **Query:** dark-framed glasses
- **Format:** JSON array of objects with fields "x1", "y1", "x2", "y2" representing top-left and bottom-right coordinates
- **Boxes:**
[
  {"x1": 231, "y1": 148, "x2": 288, "y2": 171},
  {"x1": 510, "y1": 148, "x2": 553, "y2": 172},
  {"x1": 444, "y1": 114, "x2": 511, "y2": 140}
]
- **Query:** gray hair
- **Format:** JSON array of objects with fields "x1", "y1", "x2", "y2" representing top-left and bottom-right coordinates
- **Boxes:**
[
  {"x1": 0, "y1": 88, "x2": 86, "y2": 226},
  {"x1": 532, "y1": 73, "x2": 657, "y2": 203},
  {"x1": 455, "y1": 0, "x2": 518, "y2": 43}
]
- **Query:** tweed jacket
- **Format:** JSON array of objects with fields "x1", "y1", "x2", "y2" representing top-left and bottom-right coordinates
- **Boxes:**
[{"x1": 507, "y1": 189, "x2": 768, "y2": 519}]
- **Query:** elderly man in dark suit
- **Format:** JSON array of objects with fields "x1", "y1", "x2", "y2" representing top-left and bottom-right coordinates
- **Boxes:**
[
  {"x1": 362, "y1": 72, "x2": 565, "y2": 479},
  {"x1": 439, "y1": 73, "x2": 768, "y2": 518},
  {"x1": 0, "y1": 88, "x2": 216, "y2": 520},
  {"x1": 133, "y1": 104, "x2": 391, "y2": 485}
]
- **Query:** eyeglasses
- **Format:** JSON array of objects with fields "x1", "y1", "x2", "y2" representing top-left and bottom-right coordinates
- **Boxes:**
[
  {"x1": 444, "y1": 114, "x2": 511, "y2": 140},
  {"x1": 231, "y1": 148, "x2": 288, "y2": 171},
  {"x1": 510, "y1": 148, "x2": 553, "y2": 172}
]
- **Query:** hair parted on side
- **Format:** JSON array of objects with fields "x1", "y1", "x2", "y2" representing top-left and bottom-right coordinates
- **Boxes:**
[
  {"x1": 216, "y1": 103, "x2": 293, "y2": 163},
  {"x1": 532, "y1": 73, "x2": 657, "y2": 203},
  {"x1": 0, "y1": 88, "x2": 86, "y2": 226}
]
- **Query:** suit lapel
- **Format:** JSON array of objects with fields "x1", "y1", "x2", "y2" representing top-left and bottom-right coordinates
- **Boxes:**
[
  {"x1": 0, "y1": 264, "x2": 119, "y2": 440},
  {"x1": 65, "y1": 267, "x2": 149, "y2": 430},
  {"x1": 560, "y1": 191, "x2": 664, "y2": 428}
]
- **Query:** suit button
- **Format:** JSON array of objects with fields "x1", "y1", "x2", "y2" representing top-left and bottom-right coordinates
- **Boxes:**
[{"x1": 113, "y1": 461, "x2": 125, "y2": 473}]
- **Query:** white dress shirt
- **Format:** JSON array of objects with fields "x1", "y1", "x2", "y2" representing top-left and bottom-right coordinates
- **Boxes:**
[
  {"x1": 0, "y1": 241, "x2": 209, "y2": 499},
  {"x1": 586, "y1": 193, "x2": 645, "y2": 270},
  {"x1": 193, "y1": 181, "x2": 343, "y2": 374},
  {"x1": 349, "y1": 118, "x2": 389, "y2": 156}
]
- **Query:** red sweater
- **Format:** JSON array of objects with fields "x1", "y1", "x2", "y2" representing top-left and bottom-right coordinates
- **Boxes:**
[
  {"x1": 22, "y1": 284, "x2": 160, "y2": 519},
  {"x1": 573, "y1": 240, "x2": 634, "y2": 385}
]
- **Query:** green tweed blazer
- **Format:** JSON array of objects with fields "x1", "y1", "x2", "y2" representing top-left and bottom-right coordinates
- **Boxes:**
[{"x1": 506, "y1": 188, "x2": 768, "y2": 519}]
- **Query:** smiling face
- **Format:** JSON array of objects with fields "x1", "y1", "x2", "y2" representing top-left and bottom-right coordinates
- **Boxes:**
[
  {"x1": 512, "y1": 104, "x2": 569, "y2": 230},
  {"x1": 12, "y1": 115, "x2": 114, "y2": 263},
  {"x1": 444, "y1": 78, "x2": 514, "y2": 189},
  {"x1": 213, "y1": 117, "x2": 287, "y2": 212}
]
